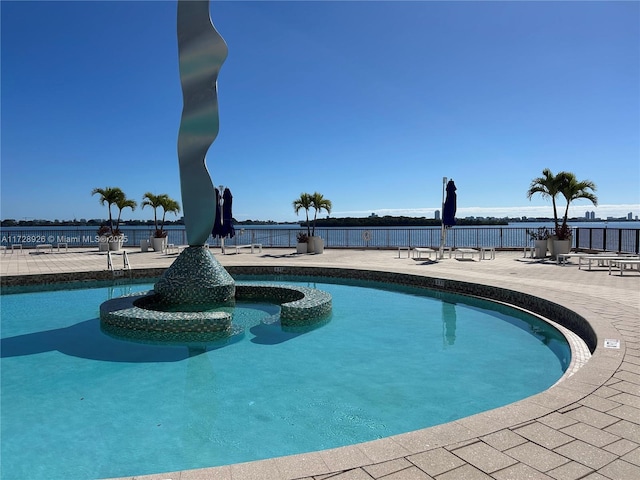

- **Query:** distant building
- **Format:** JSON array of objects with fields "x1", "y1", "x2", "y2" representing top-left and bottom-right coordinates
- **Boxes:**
[
  {"x1": 435, "y1": 210, "x2": 440, "y2": 220},
  {"x1": 628, "y1": 212, "x2": 633, "y2": 220}
]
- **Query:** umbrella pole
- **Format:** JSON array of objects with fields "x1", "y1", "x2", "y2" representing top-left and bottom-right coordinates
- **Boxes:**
[{"x1": 439, "y1": 176, "x2": 447, "y2": 259}]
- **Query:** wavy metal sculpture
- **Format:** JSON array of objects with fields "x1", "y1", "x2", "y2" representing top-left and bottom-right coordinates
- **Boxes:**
[{"x1": 177, "y1": 0, "x2": 227, "y2": 246}]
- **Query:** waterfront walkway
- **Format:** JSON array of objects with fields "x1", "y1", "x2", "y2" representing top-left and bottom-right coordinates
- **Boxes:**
[{"x1": 1, "y1": 247, "x2": 639, "y2": 480}]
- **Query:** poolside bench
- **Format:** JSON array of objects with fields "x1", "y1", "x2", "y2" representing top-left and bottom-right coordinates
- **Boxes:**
[
  {"x1": 36, "y1": 243, "x2": 53, "y2": 253},
  {"x1": 225, "y1": 243, "x2": 262, "y2": 254},
  {"x1": 609, "y1": 259, "x2": 640, "y2": 276},
  {"x1": 164, "y1": 243, "x2": 179, "y2": 254},
  {"x1": 578, "y1": 254, "x2": 640, "y2": 271},
  {"x1": 480, "y1": 247, "x2": 495, "y2": 260},
  {"x1": 454, "y1": 248, "x2": 481, "y2": 261},
  {"x1": 412, "y1": 247, "x2": 437, "y2": 259},
  {"x1": 557, "y1": 253, "x2": 590, "y2": 266},
  {"x1": 397, "y1": 247, "x2": 411, "y2": 258}
]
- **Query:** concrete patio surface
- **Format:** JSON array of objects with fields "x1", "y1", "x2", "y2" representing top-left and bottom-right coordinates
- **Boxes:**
[{"x1": 1, "y1": 246, "x2": 639, "y2": 480}]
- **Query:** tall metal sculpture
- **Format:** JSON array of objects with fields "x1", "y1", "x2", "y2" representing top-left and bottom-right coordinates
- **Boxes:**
[
  {"x1": 153, "y1": 0, "x2": 235, "y2": 304},
  {"x1": 177, "y1": 0, "x2": 227, "y2": 246}
]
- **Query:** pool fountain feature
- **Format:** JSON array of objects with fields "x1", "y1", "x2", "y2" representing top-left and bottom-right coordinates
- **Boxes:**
[
  {"x1": 100, "y1": 1, "x2": 332, "y2": 343},
  {"x1": 99, "y1": 247, "x2": 332, "y2": 344}
]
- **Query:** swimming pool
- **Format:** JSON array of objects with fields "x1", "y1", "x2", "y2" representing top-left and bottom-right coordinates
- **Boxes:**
[{"x1": 0, "y1": 277, "x2": 570, "y2": 479}]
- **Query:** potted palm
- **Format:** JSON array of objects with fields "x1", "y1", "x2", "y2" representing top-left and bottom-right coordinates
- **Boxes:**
[
  {"x1": 293, "y1": 193, "x2": 313, "y2": 251},
  {"x1": 97, "y1": 224, "x2": 111, "y2": 252},
  {"x1": 526, "y1": 169, "x2": 563, "y2": 257},
  {"x1": 527, "y1": 169, "x2": 597, "y2": 258},
  {"x1": 142, "y1": 192, "x2": 181, "y2": 252},
  {"x1": 296, "y1": 231, "x2": 308, "y2": 254},
  {"x1": 109, "y1": 194, "x2": 137, "y2": 251},
  {"x1": 91, "y1": 187, "x2": 132, "y2": 251},
  {"x1": 310, "y1": 192, "x2": 332, "y2": 254},
  {"x1": 554, "y1": 172, "x2": 598, "y2": 256}
]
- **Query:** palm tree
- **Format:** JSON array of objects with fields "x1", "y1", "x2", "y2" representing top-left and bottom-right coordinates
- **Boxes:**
[
  {"x1": 292, "y1": 192, "x2": 313, "y2": 237},
  {"x1": 142, "y1": 192, "x2": 181, "y2": 237},
  {"x1": 556, "y1": 172, "x2": 598, "y2": 239},
  {"x1": 526, "y1": 169, "x2": 563, "y2": 232},
  {"x1": 91, "y1": 187, "x2": 124, "y2": 233},
  {"x1": 310, "y1": 192, "x2": 332, "y2": 236},
  {"x1": 160, "y1": 198, "x2": 181, "y2": 235},
  {"x1": 113, "y1": 195, "x2": 137, "y2": 234}
]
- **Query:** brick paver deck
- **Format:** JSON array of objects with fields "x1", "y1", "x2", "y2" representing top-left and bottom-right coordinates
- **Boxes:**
[{"x1": 1, "y1": 247, "x2": 638, "y2": 480}]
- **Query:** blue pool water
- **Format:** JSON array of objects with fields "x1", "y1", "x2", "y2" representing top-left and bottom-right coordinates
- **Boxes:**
[{"x1": 0, "y1": 278, "x2": 570, "y2": 480}]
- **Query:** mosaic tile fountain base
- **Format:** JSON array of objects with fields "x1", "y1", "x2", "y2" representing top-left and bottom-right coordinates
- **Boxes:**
[
  {"x1": 99, "y1": 283, "x2": 332, "y2": 343},
  {"x1": 154, "y1": 246, "x2": 235, "y2": 304}
]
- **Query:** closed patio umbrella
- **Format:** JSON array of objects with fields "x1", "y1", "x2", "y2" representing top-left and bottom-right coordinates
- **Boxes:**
[
  {"x1": 211, "y1": 188, "x2": 224, "y2": 238},
  {"x1": 443, "y1": 180, "x2": 457, "y2": 227},
  {"x1": 439, "y1": 178, "x2": 457, "y2": 258},
  {"x1": 221, "y1": 187, "x2": 235, "y2": 239}
]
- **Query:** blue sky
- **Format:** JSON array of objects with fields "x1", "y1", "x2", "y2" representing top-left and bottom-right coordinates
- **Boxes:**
[{"x1": 2, "y1": 0, "x2": 639, "y2": 223}]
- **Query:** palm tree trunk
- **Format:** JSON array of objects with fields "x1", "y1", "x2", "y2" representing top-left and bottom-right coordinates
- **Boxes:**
[
  {"x1": 562, "y1": 203, "x2": 571, "y2": 229},
  {"x1": 108, "y1": 207, "x2": 115, "y2": 233}
]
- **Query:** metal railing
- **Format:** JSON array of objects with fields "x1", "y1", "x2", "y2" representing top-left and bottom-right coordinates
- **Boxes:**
[{"x1": 1, "y1": 227, "x2": 638, "y2": 254}]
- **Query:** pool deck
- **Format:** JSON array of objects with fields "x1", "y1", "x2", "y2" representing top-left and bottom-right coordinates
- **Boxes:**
[{"x1": 1, "y1": 247, "x2": 639, "y2": 480}]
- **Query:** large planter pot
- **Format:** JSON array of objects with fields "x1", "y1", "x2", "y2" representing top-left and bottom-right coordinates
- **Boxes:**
[
  {"x1": 313, "y1": 236, "x2": 324, "y2": 254},
  {"x1": 547, "y1": 235, "x2": 558, "y2": 258},
  {"x1": 534, "y1": 239, "x2": 547, "y2": 258},
  {"x1": 553, "y1": 239, "x2": 572, "y2": 257},
  {"x1": 151, "y1": 237, "x2": 167, "y2": 252},
  {"x1": 108, "y1": 236, "x2": 124, "y2": 251},
  {"x1": 296, "y1": 242, "x2": 308, "y2": 254},
  {"x1": 307, "y1": 236, "x2": 315, "y2": 253},
  {"x1": 98, "y1": 236, "x2": 109, "y2": 252}
]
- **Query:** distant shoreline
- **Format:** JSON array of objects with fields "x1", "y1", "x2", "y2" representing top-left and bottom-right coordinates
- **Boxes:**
[{"x1": 1, "y1": 216, "x2": 637, "y2": 229}]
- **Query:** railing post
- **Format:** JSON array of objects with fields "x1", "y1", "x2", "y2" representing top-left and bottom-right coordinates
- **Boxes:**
[{"x1": 618, "y1": 229, "x2": 623, "y2": 253}]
